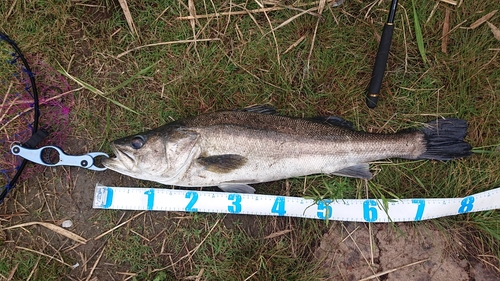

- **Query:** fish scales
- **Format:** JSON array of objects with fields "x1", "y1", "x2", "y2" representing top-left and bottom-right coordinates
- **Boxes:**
[
  {"x1": 181, "y1": 110, "x2": 426, "y2": 161},
  {"x1": 102, "y1": 106, "x2": 471, "y2": 193},
  {"x1": 181, "y1": 124, "x2": 422, "y2": 184}
]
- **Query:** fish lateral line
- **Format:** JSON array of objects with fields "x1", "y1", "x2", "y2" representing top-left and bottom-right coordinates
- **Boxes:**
[{"x1": 102, "y1": 107, "x2": 472, "y2": 191}]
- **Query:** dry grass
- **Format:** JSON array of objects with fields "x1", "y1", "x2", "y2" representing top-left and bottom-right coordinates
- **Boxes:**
[{"x1": 0, "y1": 0, "x2": 499, "y2": 280}]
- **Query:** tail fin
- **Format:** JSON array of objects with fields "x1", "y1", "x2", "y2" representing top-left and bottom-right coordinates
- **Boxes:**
[{"x1": 418, "y1": 118, "x2": 472, "y2": 161}]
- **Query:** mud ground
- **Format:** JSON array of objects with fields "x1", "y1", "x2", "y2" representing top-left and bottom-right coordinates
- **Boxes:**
[
  {"x1": 2, "y1": 137, "x2": 499, "y2": 280},
  {"x1": 314, "y1": 222, "x2": 499, "y2": 280}
]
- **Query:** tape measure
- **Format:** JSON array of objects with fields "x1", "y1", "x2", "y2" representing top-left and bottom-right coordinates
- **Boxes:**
[{"x1": 93, "y1": 184, "x2": 500, "y2": 222}]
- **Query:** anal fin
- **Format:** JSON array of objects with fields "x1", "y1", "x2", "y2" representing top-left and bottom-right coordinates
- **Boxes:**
[
  {"x1": 218, "y1": 183, "x2": 256, "y2": 194},
  {"x1": 331, "y1": 164, "x2": 372, "y2": 179}
]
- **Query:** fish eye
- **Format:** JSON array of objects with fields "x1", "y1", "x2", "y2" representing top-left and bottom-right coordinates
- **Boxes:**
[{"x1": 130, "y1": 136, "x2": 145, "y2": 149}]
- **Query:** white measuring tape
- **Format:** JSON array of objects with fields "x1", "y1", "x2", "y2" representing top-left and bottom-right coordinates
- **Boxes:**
[{"x1": 93, "y1": 184, "x2": 500, "y2": 222}]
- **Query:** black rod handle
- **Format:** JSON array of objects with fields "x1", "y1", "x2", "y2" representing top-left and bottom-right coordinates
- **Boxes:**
[{"x1": 366, "y1": 23, "x2": 395, "y2": 108}]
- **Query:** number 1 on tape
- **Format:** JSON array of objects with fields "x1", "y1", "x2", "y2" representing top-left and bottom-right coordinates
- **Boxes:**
[{"x1": 93, "y1": 184, "x2": 500, "y2": 223}]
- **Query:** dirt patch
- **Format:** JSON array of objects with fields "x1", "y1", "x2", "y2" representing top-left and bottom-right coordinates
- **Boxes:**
[
  {"x1": 2, "y1": 139, "x2": 499, "y2": 280},
  {"x1": 2, "y1": 159, "x2": 500, "y2": 280},
  {"x1": 314, "y1": 222, "x2": 499, "y2": 280},
  {"x1": 1, "y1": 138, "x2": 147, "y2": 279}
]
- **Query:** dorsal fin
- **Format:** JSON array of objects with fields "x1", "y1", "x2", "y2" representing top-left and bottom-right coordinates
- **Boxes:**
[
  {"x1": 235, "y1": 105, "x2": 277, "y2": 115},
  {"x1": 308, "y1": 116, "x2": 355, "y2": 130}
]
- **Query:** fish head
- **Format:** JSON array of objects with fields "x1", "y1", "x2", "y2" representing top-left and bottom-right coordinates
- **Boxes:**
[{"x1": 102, "y1": 125, "x2": 199, "y2": 183}]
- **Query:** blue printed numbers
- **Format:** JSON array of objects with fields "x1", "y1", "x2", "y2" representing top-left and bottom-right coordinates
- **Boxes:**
[
  {"x1": 185, "y1": 191, "x2": 199, "y2": 212},
  {"x1": 412, "y1": 199, "x2": 425, "y2": 221},
  {"x1": 317, "y1": 200, "x2": 333, "y2": 220},
  {"x1": 144, "y1": 189, "x2": 155, "y2": 210},
  {"x1": 458, "y1": 196, "x2": 474, "y2": 214},
  {"x1": 102, "y1": 187, "x2": 113, "y2": 209},
  {"x1": 363, "y1": 200, "x2": 378, "y2": 222},
  {"x1": 271, "y1": 197, "x2": 286, "y2": 216},
  {"x1": 228, "y1": 194, "x2": 242, "y2": 213}
]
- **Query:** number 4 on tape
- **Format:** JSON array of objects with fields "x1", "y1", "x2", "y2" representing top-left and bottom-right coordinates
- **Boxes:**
[{"x1": 93, "y1": 184, "x2": 500, "y2": 223}]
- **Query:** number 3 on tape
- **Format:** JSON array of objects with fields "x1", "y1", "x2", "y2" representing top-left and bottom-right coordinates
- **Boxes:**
[{"x1": 228, "y1": 194, "x2": 242, "y2": 213}]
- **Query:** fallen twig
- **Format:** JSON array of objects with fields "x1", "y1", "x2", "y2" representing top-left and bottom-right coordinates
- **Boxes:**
[
  {"x1": 16, "y1": 246, "x2": 75, "y2": 267},
  {"x1": 118, "y1": 0, "x2": 139, "y2": 38},
  {"x1": 468, "y1": 10, "x2": 497, "y2": 30},
  {"x1": 441, "y1": 8, "x2": 451, "y2": 53},
  {"x1": 152, "y1": 218, "x2": 221, "y2": 272},
  {"x1": 358, "y1": 258, "x2": 430, "y2": 281},
  {"x1": 85, "y1": 245, "x2": 106, "y2": 281},
  {"x1": 487, "y1": 21, "x2": 500, "y2": 41},
  {"x1": 116, "y1": 38, "x2": 221, "y2": 59},
  {"x1": 263, "y1": 229, "x2": 292, "y2": 239},
  {"x1": 2, "y1": 221, "x2": 87, "y2": 244},
  {"x1": 94, "y1": 211, "x2": 146, "y2": 240},
  {"x1": 439, "y1": 0, "x2": 457, "y2": 5},
  {"x1": 176, "y1": 0, "x2": 336, "y2": 20}
]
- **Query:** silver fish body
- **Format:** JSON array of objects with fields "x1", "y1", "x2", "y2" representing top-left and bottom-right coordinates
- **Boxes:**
[{"x1": 102, "y1": 106, "x2": 471, "y2": 193}]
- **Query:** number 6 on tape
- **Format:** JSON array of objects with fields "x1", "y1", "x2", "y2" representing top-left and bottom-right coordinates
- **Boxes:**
[{"x1": 363, "y1": 200, "x2": 378, "y2": 222}]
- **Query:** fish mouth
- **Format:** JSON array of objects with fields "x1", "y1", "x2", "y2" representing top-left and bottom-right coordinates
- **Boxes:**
[{"x1": 103, "y1": 143, "x2": 137, "y2": 171}]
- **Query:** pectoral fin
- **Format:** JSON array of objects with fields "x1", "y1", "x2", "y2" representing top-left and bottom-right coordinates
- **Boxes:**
[
  {"x1": 218, "y1": 183, "x2": 256, "y2": 193},
  {"x1": 197, "y1": 154, "x2": 248, "y2": 173},
  {"x1": 331, "y1": 164, "x2": 372, "y2": 179}
]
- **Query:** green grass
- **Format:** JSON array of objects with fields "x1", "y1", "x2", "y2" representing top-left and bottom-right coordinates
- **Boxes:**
[
  {"x1": 1, "y1": 0, "x2": 499, "y2": 280},
  {"x1": 0, "y1": 248, "x2": 70, "y2": 280}
]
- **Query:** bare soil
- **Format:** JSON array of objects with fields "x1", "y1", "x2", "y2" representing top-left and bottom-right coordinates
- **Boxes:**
[
  {"x1": 1, "y1": 141, "x2": 498, "y2": 280},
  {"x1": 314, "y1": 222, "x2": 499, "y2": 280}
]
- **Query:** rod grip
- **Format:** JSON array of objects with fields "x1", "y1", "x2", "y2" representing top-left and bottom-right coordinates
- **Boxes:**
[{"x1": 366, "y1": 23, "x2": 395, "y2": 108}]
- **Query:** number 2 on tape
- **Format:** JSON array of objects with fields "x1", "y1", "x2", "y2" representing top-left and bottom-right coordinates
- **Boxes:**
[{"x1": 185, "y1": 191, "x2": 199, "y2": 212}]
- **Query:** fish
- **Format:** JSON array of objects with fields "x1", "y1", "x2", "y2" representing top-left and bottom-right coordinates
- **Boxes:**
[{"x1": 102, "y1": 105, "x2": 472, "y2": 193}]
